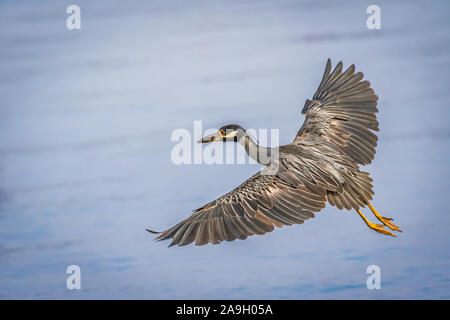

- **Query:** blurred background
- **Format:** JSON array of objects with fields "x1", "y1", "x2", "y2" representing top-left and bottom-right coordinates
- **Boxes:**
[{"x1": 0, "y1": 0, "x2": 449, "y2": 299}]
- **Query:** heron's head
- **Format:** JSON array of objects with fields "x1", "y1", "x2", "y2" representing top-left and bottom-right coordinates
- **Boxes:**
[{"x1": 198, "y1": 124, "x2": 245, "y2": 143}]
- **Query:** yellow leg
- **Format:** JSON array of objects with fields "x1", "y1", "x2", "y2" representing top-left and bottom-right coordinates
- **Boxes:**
[
  {"x1": 356, "y1": 209, "x2": 396, "y2": 237},
  {"x1": 367, "y1": 203, "x2": 402, "y2": 232}
]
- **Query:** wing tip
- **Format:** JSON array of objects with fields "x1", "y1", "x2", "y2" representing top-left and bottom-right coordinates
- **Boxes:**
[
  {"x1": 146, "y1": 228, "x2": 170, "y2": 243},
  {"x1": 145, "y1": 228, "x2": 161, "y2": 234},
  {"x1": 168, "y1": 240, "x2": 178, "y2": 247}
]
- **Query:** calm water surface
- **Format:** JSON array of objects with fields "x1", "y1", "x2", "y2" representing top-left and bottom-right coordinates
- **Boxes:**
[{"x1": 0, "y1": 0, "x2": 449, "y2": 299}]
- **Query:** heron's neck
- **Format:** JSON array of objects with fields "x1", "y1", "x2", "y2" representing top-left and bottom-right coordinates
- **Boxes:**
[{"x1": 237, "y1": 132, "x2": 276, "y2": 166}]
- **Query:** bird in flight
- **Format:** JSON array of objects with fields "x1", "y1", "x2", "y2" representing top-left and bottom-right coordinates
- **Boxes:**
[{"x1": 148, "y1": 59, "x2": 402, "y2": 247}]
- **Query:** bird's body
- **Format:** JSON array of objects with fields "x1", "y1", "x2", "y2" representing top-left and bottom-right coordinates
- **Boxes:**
[{"x1": 148, "y1": 59, "x2": 401, "y2": 247}]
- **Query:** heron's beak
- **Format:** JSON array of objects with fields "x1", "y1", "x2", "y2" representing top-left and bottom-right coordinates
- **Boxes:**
[{"x1": 197, "y1": 131, "x2": 222, "y2": 143}]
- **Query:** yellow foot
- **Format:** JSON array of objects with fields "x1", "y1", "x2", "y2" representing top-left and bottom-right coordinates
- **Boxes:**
[
  {"x1": 367, "y1": 222, "x2": 396, "y2": 237},
  {"x1": 376, "y1": 216, "x2": 402, "y2": 232},
  {"x1": 368, "y1": 203, "x2": 402, "y2": 232},
  {"x1": 356, "y1": 209, "x2": 397, "y2": 237}
]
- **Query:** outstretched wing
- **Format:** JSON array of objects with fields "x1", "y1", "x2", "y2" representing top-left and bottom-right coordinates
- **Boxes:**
[
  {"x1": 293, "y1": 59, "x2": 379, "y2": 166},
  {"x1": 150, "y1": 168, "x2": 328, "y2": 247}
]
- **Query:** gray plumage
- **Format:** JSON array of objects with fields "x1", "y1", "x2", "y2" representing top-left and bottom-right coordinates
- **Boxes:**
[{"x1": 149, "y1": 59, "x2": 383, "y2": 247}]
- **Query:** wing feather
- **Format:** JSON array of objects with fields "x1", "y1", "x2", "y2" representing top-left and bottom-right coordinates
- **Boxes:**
[
  {"x1": 294, "y1": 59, "x2": 379, "y2": 166},
  {"x1": 151, "y1": 171, "x2": 327, "y2": 247}
]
